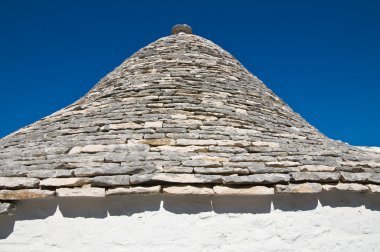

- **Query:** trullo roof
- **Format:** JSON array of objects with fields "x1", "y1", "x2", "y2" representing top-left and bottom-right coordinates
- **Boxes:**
[{"x1": 0, "y1": 25, "x2": 380, "y2": 212}]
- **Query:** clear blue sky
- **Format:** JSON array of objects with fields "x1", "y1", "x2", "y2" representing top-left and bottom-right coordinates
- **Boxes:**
[{"x1": 0, "y1": 0, "x2": 379, "y2": 146}]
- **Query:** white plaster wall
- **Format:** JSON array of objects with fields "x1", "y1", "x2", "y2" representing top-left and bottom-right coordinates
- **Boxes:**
[{"x1": 0, "y1": 192, "x2": 380, "y2": 252}]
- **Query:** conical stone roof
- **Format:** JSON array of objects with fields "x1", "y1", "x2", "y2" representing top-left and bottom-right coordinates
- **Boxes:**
[{"x1": 1, "y1": 25, "x2": 380, "y2": 209}]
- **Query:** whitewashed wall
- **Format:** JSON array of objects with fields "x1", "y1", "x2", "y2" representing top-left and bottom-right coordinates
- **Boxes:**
[{"x1": 0, "y1": 192, "x2": 380, "y2": 252}]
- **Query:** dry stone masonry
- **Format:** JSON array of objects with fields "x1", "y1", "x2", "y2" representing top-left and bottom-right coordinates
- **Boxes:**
[{"x1": 0, "y1": 24, "x2": 380, "y2": 215}]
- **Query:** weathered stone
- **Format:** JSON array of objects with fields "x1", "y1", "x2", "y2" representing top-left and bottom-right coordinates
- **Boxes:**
[
  {"x1": 107, "y1": 122, "x2": 142, "y2": 130},
  {"x1": 81, "y1": 144, "x2": 109, "y2": 153},
  {"x1": 130, "y1": 174, "x2": 154, "y2": 185},
  {"x1": 163, "y1": 166, "x2": 193, "y2": 173},
  {"x1": 291, "y1": 172, "x2": 340, "y2": 182},
  {"x1": 367, "y1": 184, "x2": 380, "y2": 193},
  {"x1": 176, "y1": 139, "x2": 217, "y2": 146},
  {"x1": 229, "y1": 154, "x2": 276, "y2": 162},
  {"x1": 27, "y1": 169, "x2": 73, "y2": 178},
  {"x1": 163, "y1": 185, "x2": 213, "y2": 195},
  {"x1": 251, "y1": 142, "x2": 280, "y2": 148},
  {"x1": 223, "y1": 174, "x2": 290, "y2": 184},
  {"x1": 194, "y1": 167, "x2": 249, "y2": 175},
  {"x1": 139, "y1": 138, "x2": 175, "y2": 146},
  {"x1": 209, "y1": 146, "x2": 247, "y2": 153},
  {"x1": 266, "y1": 161, "x2": 300, "y2": 167},
  {"x1": 322, "y1": 183, "x2": 369, "y2": 192},
  {"x1": 144, "y1": 121, "x2": 163, "y2": 128},
  {"x1": 40, "y1": 178, "x2": 91, "y2": 187},
  {"x1": 0, "y1": 202, "x2": 15, "y2": 215},
  {"x1": 0, "y1": 177, "x2": 39, "y2": 189},
  {"x1": 56, "y1": 187, "x2": 105, "y2": 197},
  {"x1": 106, "y1": 185, "x2": 162, "y2": 195},
  {"x1": 68, "y1": 146, "x2": 83, "y2": 154},
  {"x1": 341, "y1": 172, "x2": 380, "y2": 183},
  {"x1": 151, "y1": 173, "x2": 222, "y2": 184},
  {"x1": 92, "y1": 175, "x2": 130, "y2": 187},
  {"x1": 299, "y1": 165, "x2": 336, "y2": 172},
  {"x1": 0, "y1": 189, "x2": 55, "y2": 200},
  {"x1": 275, "y1": 183, "x2": 322, "y2": 193},
  {"x1": 103, "y1": 143, "x2": 149, "y2": 162},
  {"x1": 216, "y1": 140, "x2": 250, "y2": 147},
  {"x1": 74, "y1": 165, "x2": 149, "y2": 176},
  {"x1": 213, "y1": 185, "x2": 274, "y2": 195},
  {"x1": 182, "y1": 160, "x2": 222, "y2": 167}
]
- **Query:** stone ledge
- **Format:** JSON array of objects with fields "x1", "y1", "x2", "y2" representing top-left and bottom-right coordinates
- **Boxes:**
[
  {"x1": 163, "y1": 185, "x2": 213, "y2": 195},
  {"x1": 213, "y1": 185, "x2": 274, "y2": 195},
  {"x1": 56, "y1": 187, "x2": 105, "y2": 197},
  {"x1": 0, "y1": 189, "x2": 55, "y2": 200},
  {"x1": 275, "y1": 183, "x2": 322, "y2": 194},
  {"x1": 106, "y1": 185, "x2": 162, "y2": 196}
]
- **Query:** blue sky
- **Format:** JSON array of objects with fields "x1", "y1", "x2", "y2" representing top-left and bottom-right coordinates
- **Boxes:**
[{"x1": 0, "y1": 0, "x2": 379, "y2": 146}]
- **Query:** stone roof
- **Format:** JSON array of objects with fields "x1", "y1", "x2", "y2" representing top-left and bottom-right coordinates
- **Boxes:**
[{"x1": 1, "y1": 25, "x2": 380, "y2": 214}]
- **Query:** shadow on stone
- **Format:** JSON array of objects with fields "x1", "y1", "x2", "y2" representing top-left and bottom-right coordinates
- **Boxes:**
[
  {"x1": 163, "y1": 195, "x2": 212, "y2": 214},
  {"x1": 0, "y1": 215, "x2": 15, "y2": 239},
  {"x1": 15, "y1": 199, "x2": 58, "y2": 221},
  {"x1": 273, "y1": 194, "x2": 318, "y2": 211},
  {"x1": 107, "y1": 195, "x2": 161, "y2": 216},
  {"x1": 59, "y1": 198, "x2": 108, "y2": 218},
  {"x1": 213, "y1": 196, "x2": 271, "y2": 214}
]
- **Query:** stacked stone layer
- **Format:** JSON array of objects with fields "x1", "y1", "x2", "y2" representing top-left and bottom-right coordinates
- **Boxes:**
[{"x1": 1, "y1": 33, "x2": 380, "y2": 214}]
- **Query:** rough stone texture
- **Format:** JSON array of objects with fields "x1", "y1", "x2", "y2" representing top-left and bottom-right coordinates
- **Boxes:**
[
  {"x1": 163, "y1": 185, "x2": 214, "y2": 195},
  {"x1": 223, "y1": 174, "x2": 290, "y2": 185},
  {"x1": 0, "y1": 177, "x2": 39, "y2": 189},
  {"x1": 0, "y1": 28, "x2": 379, "y2": 208},
  {"x1": 213, "y1": 185, "x2": 274, "y2": 195},
  {"x1": 92, "y1": 175, "x2": 130, "y2": 187},
  {"x1": 322, "y1": 183, "x2": 369, "y2": 192},
  {"x1": 290, "y1": 172, "x2": 341, "y2": 182},
  {"x1": 275, "y1": 183, "x2": 322, "y2": 193},
  {"x1": 0, "y1": 189, "x2": 55, "y2": 200},
  {"x1": 40, "y1": 178, "x2": 91, "y2": 187},
  {"x1": 368, "y1": 184, "x2": 380, "y2": 193},
  {"x1": 0, "y1": 202, "x2": 14, "y2": 215},
  {"x1": 56, "y1": 187, "x2": 105, "y2": 197},
  {"x1": 106, "y1": 185, "x2": 161, "y2": 195}
]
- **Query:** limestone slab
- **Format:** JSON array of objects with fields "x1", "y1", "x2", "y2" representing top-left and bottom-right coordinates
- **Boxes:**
[
  {"x1": 0, "y1": 189, "x2": 55, "y2": 200},
  {"x1": 56, "y1": 187, "x2": 105, "y2": 197},
  {"x1": 213, "y1": 185, "x2": 274, "y2": 195},
  {"x1": 40, "y1": 177, "x2": 91, "y2": 187},
  {"x1": 275, "y1": 183, "x2": 322, "y2": 193},
  {"x1": 0, "y1": 177, "x2": 39, "y2": 189},
  {"x1": 106, "y1": 185, "x2": 161, "y2": 195},
  {"x1": 163, "y1": 185, "x2": 214, "y2": 195}
]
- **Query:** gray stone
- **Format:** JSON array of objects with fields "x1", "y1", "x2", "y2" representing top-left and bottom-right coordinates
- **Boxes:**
[
  {"x1": 275, "y1": 183, "x2": 322, "y2": 193},
  {"x1": 27, "y1": 169, "x2": 73, "y2": 178},
  {"x1": 223, "y1": 174, "x2": 290, "y2": 185},
  {"x1": 182, "y1": 160, "x2": 222, "y2": 167},
  {"x1": 92, "y1": 175, "x2": 130, "y2": 187},
  {"x1": 40, "y1": 178, "x2": 91, "y2": 187},
  {"x1": 0, "y1": 177, "x2": 39, "y2": 189},
  {"x1": 151, "y1": 173, "x2": 222, "y2": 184},
  {"x1": 341, "y1": 172, "x2": 380, "y2": 183},
  {"x1": 106, "y1": 185, "x2": 162, "y2": 195},
  {"x1": 0, "y1": 202, "x2": 15, "y2": 215},
  {"x1": 322, "y1": 183, "x2": 369, "y2": 192},
  {"x1": 290, "y1": 172, "x2": 341, "y2": 182}
]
